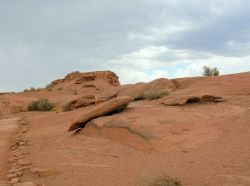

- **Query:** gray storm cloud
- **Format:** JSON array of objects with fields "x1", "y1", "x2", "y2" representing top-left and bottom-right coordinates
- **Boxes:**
[{"x1": 0, "y1": 0, "x2": 250, "y2": 91}]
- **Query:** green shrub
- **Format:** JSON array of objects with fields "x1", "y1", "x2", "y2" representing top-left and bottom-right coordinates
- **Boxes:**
[
  {"x1": 28, "y1": 99, "x2": 54, "y2": 111},
  {"x1": 202, "y1": 66, "x2": 220, "y2": 76},
  {"x1": 148, "y1": 176, "x2": 182, "y2": 186},
  {"x1": 136, "y1": 89, "x2": 170, "y2": 100}
]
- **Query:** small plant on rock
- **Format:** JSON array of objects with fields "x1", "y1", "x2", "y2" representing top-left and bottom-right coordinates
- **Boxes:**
[
  {"x1": 23, "y1": 87, "x2": 37, "y2": 92},
  {"x1": 46, "y1": 83, "x2": 53, "y2": 91},
  {"x1": 136, "y1": 89, "x2": 170, "y2": 100},
  {"x1": 202, "y1": 66, "x2": 220, "y2": 76},
  {"x1": 15, "y1": 105, "x2": 25, "y2": 113},
  {"x1": 28, "y1": 99, "x2": 54, "y2": 111},
  {"x1": 62, "y1": 103, "x2": 71, "y2": 112},
  {"x1": 30, "y1": 87, "x2": 36, "y2": 91},
  {"x1": 148, "y1": 175, "x2": 182, "y2": 186}
]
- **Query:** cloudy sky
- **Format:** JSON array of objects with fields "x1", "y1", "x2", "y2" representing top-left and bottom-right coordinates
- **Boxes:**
[{"x1": 1, "y1": 0, "x2": 250, "y2": 92}]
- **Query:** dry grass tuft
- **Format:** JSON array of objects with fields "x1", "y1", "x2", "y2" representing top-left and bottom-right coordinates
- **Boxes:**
[
  {"x1": 136, "y1": 89, "x2": 170, "y2": 100},
  {"x1": 147, "y1": 175, "x2": 182, "y2": 186}
]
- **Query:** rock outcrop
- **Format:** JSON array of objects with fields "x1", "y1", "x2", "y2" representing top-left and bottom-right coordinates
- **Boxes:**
[
  {"x1": 68, "y1": 96, "x2": 134, "y2": 131},
  {"x1": 66, "y1": 95, "x2": 96, "y2": 110},
  {"x1": 50, "y1": 71, "x2": 121, "y2": 111},
  {"x1": 96, "y1": 78, "x2": 176, "y2": 102},
  {"x1": 52, "y1": 71, "x2": 120, "y2": 87},
  {"x1": 162, "y1": 95, "x2": 224, "y2": 106}
]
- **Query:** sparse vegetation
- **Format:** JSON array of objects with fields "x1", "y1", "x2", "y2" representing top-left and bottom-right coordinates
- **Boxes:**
[
  {"x1": 15, "y1": 105, "x2": 25, "y2": 113},
  {"x1": 147, "y1": 175, "x2": 182, "y2": 186},
  {"x1": 62, "y1": 103, "x2": 71, "y2": 112},
  {"x1": 202, "y1": 66, "x2": 220, "y2": 76},
  {"x1": 30, "y1": 87, "x2": 36, "y2": 91},
  {"x1": 23, "y1": 87, "x2": 41, "y2": 92},
  {"x1": 36, "y1": 88, "x2": 43, "y2": 92},
  {"x1": 46, "y1": 83, "x2": 53, "y2": 91},
  {"x1": 28, "y1": 99, "x2": 54, "y2": 111},
  {"x1": 136, "y1": 89, "x2": 170, "y2": 100}
]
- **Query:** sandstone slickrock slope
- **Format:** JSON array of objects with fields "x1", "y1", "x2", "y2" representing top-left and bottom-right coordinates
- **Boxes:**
[
  {"x1": 68, "y1": 96, "x2": 134, "y2": 131},
  {"x1": 162, "y1": 95, "x2": 224, "y2": 106},
  {"x1": 1, "y1": 71, "x2": 250, "y2": 186},
  {"x1": 96, "y1": 78, "x2": 176, "y2": 103}
]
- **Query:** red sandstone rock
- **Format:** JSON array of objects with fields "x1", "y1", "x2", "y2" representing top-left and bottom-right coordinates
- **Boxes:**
[
  {"x1": 68, "y1": 96, "x2": 134, "y2": 131},
  {"x1": 162, "y1": 95, "x2": 224, "y2": 106}
]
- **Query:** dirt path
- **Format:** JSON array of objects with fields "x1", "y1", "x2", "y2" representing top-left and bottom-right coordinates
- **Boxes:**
[{"x1": 0, "y1": 117, "x2": 19, "y2": 178}]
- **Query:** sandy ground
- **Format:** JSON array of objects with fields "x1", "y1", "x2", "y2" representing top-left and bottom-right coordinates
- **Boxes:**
[{"x1": 0, "y1": 117, "x2": 19, "y2": 178}]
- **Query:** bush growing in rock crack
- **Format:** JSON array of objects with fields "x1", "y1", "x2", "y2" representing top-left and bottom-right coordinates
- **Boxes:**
[
  {"x1": 15, "y1": 105, "x2": 25, "y2": 113},
  {"x1": 28, "y1": 99, "x2": 54, "y2": 111},
  {"x1": 62, "y1": 102, "x2": 71, "y2": 112},
  {"x1": 136, "y1": 89, "x2": 170, "y2": 100},
  {"x1": 147, "y1": 175, "x2": 182, "y2": 186}
]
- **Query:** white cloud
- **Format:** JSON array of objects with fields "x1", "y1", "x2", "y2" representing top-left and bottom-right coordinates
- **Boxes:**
[
  {"x1": 1, "y1": 0, "x2": 250, "y2": 91},
  {"x1": 172, "y1": 54, "x2": 250, "y2": 78},
  {"x1": 114, "y1": 68, "x2": 169, "y2": 84}
]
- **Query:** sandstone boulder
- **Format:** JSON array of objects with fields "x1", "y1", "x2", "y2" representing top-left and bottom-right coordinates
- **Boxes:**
[
  {"x1": 67, "y1": 95, "x2": 96, "y2": 110},
  {"x1": 96, "y1": 78, "x2": 176, "y2": 102},
  {"x1": 52, "y1": 71, "x2": 120, "y2": 87},
  {"x1": 118, "y1": 78, "x2": 176, "y2": 98},
  {"x1": 162, "y1": 95, "x2": 224, "y2": 106},
  {"x1": 68, "y1": 96, "x2": 134, "y2": 131}
]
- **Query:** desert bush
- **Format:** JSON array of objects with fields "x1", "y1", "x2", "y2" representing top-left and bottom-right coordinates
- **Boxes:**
[
  {"x1": 30, "y1": 87, "x2": 36, "y2": 91},
  {"x1": 143, "y1": 89, "x2": 162, "y2": 100},
  {"x1": 28, "y1": 99, "x2": 54, "y2": 111},
  {"x1": 202, "y1": 66, "x2": 220, "y2": 76},
  {"x1": 159, "y1": 89, "x2": 171, "y2": 97},
  {"x1": 15, "y1": 105, "x2": 24, "y2": 113},
  {"x1": 46, "y1": 83, "x2": 53, "y2": 91},
  {"x1": 62, "y1": 103, "x2": 71, "y2": 112},
  {"x1": 23, "y1": 87, "x2": 37, "y2": 92},
  {"x1": 148, "y1": 175, "x2": 182, "y2": 186},
  {"x1": 36, "y1": 88, "x2": 43, "y2": 92},
  {"x1": 136, "y1": 89, "x2": 170, "y2": 100}
]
